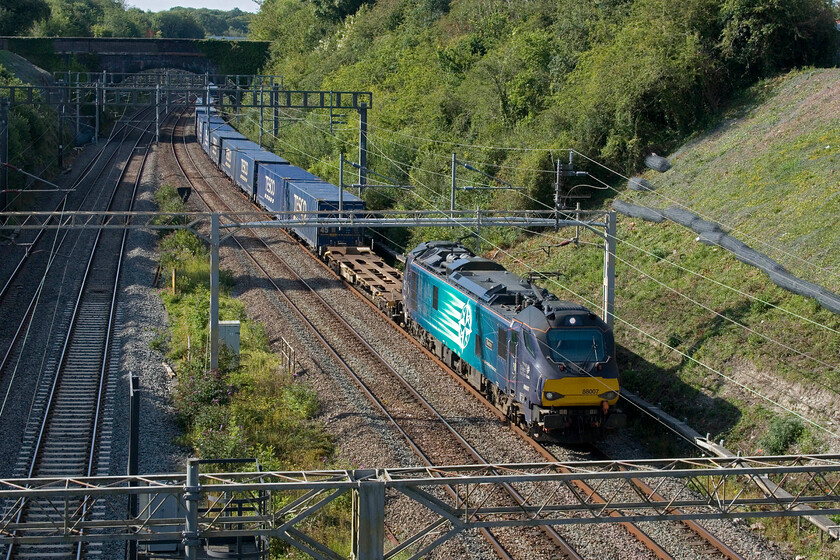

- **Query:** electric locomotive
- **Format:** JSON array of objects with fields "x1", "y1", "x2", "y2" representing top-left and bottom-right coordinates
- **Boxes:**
[{"x1": 403, "y1": 241, "x2": 623, "y2": 441}]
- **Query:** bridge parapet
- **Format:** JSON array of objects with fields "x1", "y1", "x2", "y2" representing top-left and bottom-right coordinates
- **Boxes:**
[{"x1": 0, "y1": 37, "x2": 271, "y2": 76}]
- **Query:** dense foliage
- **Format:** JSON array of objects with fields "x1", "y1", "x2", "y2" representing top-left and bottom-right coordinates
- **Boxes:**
[
  {"x1": 0, "y1": 0, "x2": 50, "y2": 36},
  {"x1": 251, "y1": 0, "x2": 837, "y2": 247},
  {"x1": 0, "y1": 61, "x2": 64, "y2": 209},
  {"x1": 22, "y1": 0, "x2": 252, "y2": 39}
]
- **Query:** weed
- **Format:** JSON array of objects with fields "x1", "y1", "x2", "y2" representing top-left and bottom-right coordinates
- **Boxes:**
[{"x1": 761, "y1": 416, "x2": 804, "y2": 455}]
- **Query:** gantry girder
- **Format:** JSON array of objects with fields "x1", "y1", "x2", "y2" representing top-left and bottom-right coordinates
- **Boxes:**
[{"x1": 0, "y1": 456, "x2": 838, "y2": 560}]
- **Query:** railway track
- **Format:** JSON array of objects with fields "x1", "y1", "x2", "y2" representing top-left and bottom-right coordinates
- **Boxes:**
[
  {"x1": 167, "y1": 105, "x2": 759, "y2": 559},
  {"x1": 1, "y1": 110, "x2": 157, "y2": 559},
  {"x1": 0, "y1": 109, "x2": 157, "y2": 391},
  {"x1": 168, "y1": 107, "x2": 584, "y2": 559}
]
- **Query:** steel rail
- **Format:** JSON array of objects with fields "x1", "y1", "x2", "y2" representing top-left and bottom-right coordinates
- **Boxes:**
[
  {"x1": 168, "y1": 108, "x2": 520, "y2": 560},
  {"x1": 4, "y1": 109, "x2": 157, "y2": 560},
  {"x1": 0, "y1": 107, "x2": 156, "y2": 301},
  {"x1": 624, "y1": 473, "x2": 746, "y2": 560},
  {"x1": 0, "y1": 107, "x2": 158, "y2": 382}
]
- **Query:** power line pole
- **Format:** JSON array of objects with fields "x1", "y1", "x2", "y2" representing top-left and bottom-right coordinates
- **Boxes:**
[
  {"x1": 451, "y1": 152, "x2": 457, "y2": 215},
  {"x1": 0, "y1": 98, "x2": 8, "y2": 211},
  {"x1": 358, "y1": 102, "x2": 368, "y2": 189},
  {"x1": 210, "y1": 213, "x2": 219, "y2": 370},
  {"x1": 603, "y1": 211, "x2": 616, "y2": 329}
]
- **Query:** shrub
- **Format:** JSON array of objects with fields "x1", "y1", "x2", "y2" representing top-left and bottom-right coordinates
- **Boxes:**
[{"x1": 761, "y1": 416, "x2": 804, "y2": 455}]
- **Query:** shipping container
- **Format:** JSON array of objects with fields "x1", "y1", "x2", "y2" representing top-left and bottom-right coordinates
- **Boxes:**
[
  {"x1": 219, "y1": 138, "x2": 288, "y2": 197},
  {"x1": 209, "y1": 125, "x2": 246, "y2": 167},
  {"x1": 285, "y1": 180, "x2": 366, "y2": 249},
  {"x1": 256, "y1": 164, "x2": 321, "y2": 212},
  {"x1": 194, "y1": 103, "x2": 218, "y2": 138},
  {"x1": 198, "y1": 114, "x2": 225, "y2": 152}
]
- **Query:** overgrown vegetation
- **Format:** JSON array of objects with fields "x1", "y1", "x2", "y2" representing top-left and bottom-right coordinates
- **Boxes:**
[
  {"x1": 12, "y1": 0, "x2": 253, "y2": 39},
  {"x1": 250, "y1": 0, "x2": 836, "y2": 234},
  {"x1": 153, "y1": 184, "x2": 350, "y2": 556},
  {"x1": 0, "y1": 55, "x2": 67, "y2": 210},
  {"x1": 153, "y1": 184, "x2": 333, "y2": 469},
  {"x1": 244, "y1": 3, "x2": 840, "y2": 555}
]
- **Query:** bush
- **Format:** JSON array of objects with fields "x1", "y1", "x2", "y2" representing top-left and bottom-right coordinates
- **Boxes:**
[{"x1": 761, "y1": 416, "x2": 804, "y2": 455}]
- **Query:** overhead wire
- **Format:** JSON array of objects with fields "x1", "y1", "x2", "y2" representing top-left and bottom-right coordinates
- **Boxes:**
[
  {"x1": 233, "y1": 103, "x2": 840, "y2": 444},
  {"x1": 571, "y1": 148, "x2": 840, "y2": 285}
]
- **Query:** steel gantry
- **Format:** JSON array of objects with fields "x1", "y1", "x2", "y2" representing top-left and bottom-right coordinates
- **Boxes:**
[
  {"x1": 0, "y1": 455, "x2": 838, "y2": 560},
  {"x1": 0, "y1": 209, "x2": 617, "y2": 370}
]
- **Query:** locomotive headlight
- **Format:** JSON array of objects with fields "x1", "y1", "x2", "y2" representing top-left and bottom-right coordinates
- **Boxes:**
[
  {"x1": 544, "y1": 391, "x2": 563, "y2": 401},
  {"x1": 598, "y1": 391, "x2": 618, "y2": 401}
]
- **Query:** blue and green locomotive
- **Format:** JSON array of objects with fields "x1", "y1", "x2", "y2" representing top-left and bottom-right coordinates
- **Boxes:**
[{"x1": 403, "y1": 241, "x2": 623, "y2": 441}]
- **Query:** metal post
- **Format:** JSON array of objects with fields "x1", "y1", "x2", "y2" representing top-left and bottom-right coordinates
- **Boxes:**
[
  {"x1": 164, "y1": 70, "x2": 169, "y2": 114},
  {"x1": 94, "y1": 82, "x2": 100, "y2": 143},
  {"x1": 352, "y1": 471, "x2": 384, "y2": 560},
  {"x1": 339, "y1": 155, "x2": 343, "y2": 217},
  {"x1": 603, "y1": 211, "x2": 616, "y2": 329},
  {"x1": 75, "y1": 74, "x2": 80, "y2": 137},
  {"x1": 451, "y1": 152, "x2": 456, "y2": 215},
  {"x1": 235, "y1": 88, "x2": 241, "y2": 125},
  {"x1": 127, "y1": 375, "x2": 140, "y2": 560},
  {"x1": 338, "y1": 154, "x2": 342, "y2": 219},
  {"x1": 57, "y1": 80, "x2": 64, "y2": 169},
  {"x1": 210, "y1": 213, "x2": 219, "y2": 370},
  {"x1": 258, "y1": 86, "x2": 263, "y2": 147},
  {"x1": 184, "y1": 458, "x2": 200, "y2": 560},
  {"x1": 155, "y1": 85, "x2": 160, "y2": 144},
  {"x1": 272, "y1": 83, "x2": 279, "y2": 137},
  {"x1": 475, "y1": 208, "x2": 481, "y2": 253},
  {"x1": 554, "y1": 157, "x2": 563, "y2": 211},
  {"x1": 0, "y1": 98, "x2": 8, "y2": 211},
  {"x1": 358, "y1": 102, "x2": 368, "y2": 188}
]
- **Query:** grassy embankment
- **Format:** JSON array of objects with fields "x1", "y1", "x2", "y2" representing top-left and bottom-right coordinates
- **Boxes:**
[
  {"x1": 152, "y1": 184, "x2": 351, "y2": 557},
  {"x1": 497, "y1": 69, "x2": 840, "y2": 558}
]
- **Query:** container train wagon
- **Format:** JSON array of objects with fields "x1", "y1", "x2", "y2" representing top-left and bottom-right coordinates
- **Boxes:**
[
  {"x1": 403, "y1": 241, "x2": 623, "y2": 441},
  {"x1": 194, "y1": 106, "x2": 367, "y2": 254},
  {"x1": 220, "y1": 138, "x2": 288, "y2": 199},
  {"x1": 192, "y1": 106, "x2": 621, "y2": 441}
]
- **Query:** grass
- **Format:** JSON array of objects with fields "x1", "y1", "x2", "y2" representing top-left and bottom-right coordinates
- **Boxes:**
[
  {"x1": 152, "y1": 184, "x2": 351, "y2": 557},
  {"x1": 495, "y1": 68, "x2": 840, "y2": 559}
]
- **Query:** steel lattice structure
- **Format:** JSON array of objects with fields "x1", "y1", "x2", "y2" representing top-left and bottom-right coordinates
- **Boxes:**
[{"x1": 0, "y1": 456, "x2": 838, "y2": 560}]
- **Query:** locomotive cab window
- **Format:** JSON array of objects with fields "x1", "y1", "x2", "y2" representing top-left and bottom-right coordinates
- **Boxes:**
[
  {"x1": 432, "y1": 286, "x2": 438, "y2": 310},
  {"x1": 509, "y1": 332, "x2": 518, "y2": 357},
  {"x1": 523, "y1": 329, "x2": 535, "y2": 357}
]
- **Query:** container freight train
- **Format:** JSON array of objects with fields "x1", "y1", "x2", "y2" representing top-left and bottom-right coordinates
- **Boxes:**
[
  {"x1": 193, "y1": 107, "x2": 621, "y2": 441},
  {"x1": 195, "y1": 107, "x2": 366, "y2": 250},
  {"x1": 403, "y1": 241, "x2": 624, "y2": 441}
]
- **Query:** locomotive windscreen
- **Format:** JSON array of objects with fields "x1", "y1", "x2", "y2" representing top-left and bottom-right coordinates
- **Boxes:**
[{"x1": 545, "y1": 329, "x2": 605, "y2": 363}]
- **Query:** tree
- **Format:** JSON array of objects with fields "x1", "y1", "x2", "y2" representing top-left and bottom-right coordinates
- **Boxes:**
[
  {"x1": 154, "y1": 11, "x2": 205, "y2": 38},
  {"x1": 308, "y1": 0, "x2": 371, "y2": 22},
  {"x1": 0, "y1": 0, "x2": 51, "y2": 36},
  {"x1": 718, "y1": 0, "x2": 837, "y2": 79}
]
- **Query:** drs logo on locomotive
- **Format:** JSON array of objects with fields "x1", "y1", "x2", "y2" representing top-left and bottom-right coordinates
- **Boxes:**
[{"x1": 457, "y1": 300, "x2": 472, "y2": 351}]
